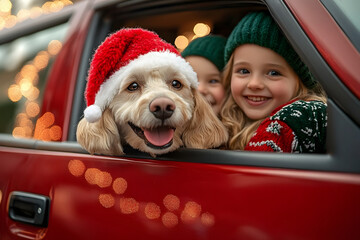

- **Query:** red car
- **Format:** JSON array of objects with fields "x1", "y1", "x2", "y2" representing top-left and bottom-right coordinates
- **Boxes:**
[{"x1": 1, "y1": 0, "x2": 359, "y2": 239}]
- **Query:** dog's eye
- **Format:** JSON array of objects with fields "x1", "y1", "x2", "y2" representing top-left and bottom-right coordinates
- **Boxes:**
[
  {"x1": 127, "y1": 82, "x2": 139, "y2": 91},
  {"x1": 171, "y1": 80, "x2": 182, "y2": 89}
]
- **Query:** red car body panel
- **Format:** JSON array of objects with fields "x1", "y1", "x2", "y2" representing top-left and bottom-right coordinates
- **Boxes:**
[
  {"x1": 1, "y1": 0, "x2": 360, "y2": 239},
  {"x1": 1, "y1": 146, "x2": 360, "y2": 240},
  {"x1": 285, "y1": 0, "x2": 360, "y2": 99}
]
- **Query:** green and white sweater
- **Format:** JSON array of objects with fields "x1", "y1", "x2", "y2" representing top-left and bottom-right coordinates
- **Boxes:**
[{"x1": 245, "y1": 100, "x2": 327, "y2": 153}]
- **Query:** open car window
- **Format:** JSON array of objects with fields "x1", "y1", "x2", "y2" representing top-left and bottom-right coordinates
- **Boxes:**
[
  {"x1": 66, "y1": 0, "x2": 360, "y2": 174},
  {"x1": 321, "y1": 0, "x2": 360, "y2": 51}
]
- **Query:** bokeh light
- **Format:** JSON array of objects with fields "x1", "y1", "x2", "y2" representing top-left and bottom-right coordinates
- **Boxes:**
[
  {"x1": 4, "y1": 15, "x2": 16, "y2": 28},
  {"x1": 96, "y1": 171, "x2": 113, "y2": 188},
  {"x1": 12, "y1": 112, "x2": 34, "y2": 138},
  {"x1": 193, "y1": 23, "x2": 210, "y2": 37},
  {"x1": 84, "y1": 168, "x2": 113, "y2": 188},
  {"x1": 0, "y1": 0, "x2": 12, "y2": 13},
  {"x1": 20, "y1": 64, "x2": 38, "y2": 83},
  {"x1": 33, "y1": 51, "x2": 50, "y2": 70},
  {"x1": 50, "y1": 0, "x2": 64, "y2": 12},
  {"x1": 29, "y1": 7, "x2": 43, "y2": 19},
  {"x1": 163, "y1": 194, "x2": 180, "y2": 211},
  {"x1": 174, "y1": 35, "x2": 188, "y2": 50},
  {"x1": 99, "y1": 194, "x2": 115, "y2": 208},
  {"x1": 145, "y1": 202, "x2": 161, "y2": 220},
  {"x1": 37, "y1": 112, "x2": 55, "y2": 128},
  {"x1": 181, "y1": 201, "x2": 202, "y2": 223},
  {"x1": 119, "y1": 197, "x2": 139, "y2": 214},
  {"x1": 23, "y1": 87, "x2": 40, "y2": 101},
  {"x1": 23, "y1": 126, "x2": 33, "y2": 136},
  {"x1": 18, "y1": 115, "x2": 32, "y2": 128},
  {"x1": 17, "y1": 9, "x2": 30, "y2": 22},
  {"x1": 84, "y1": 168, "x2": 101, "y2": 185},
  {"x1": 8, "y1": 84, "x2": 22, "y2": 102},
  {"x1": 39, "y1": 128, "x2": 51, "y2": 141},
  {"x1": 162, "y1": 212, "x2": 178, "y2": 228},
  {"x1": 12, "y1": 126, "x2": 25, "y2": 138},
  {"x1": 113, "y1": 177, "x2": 127, "y2": 194},
  {"x1": 19, "y1": 78, "x2": 32, "y2": 94},
  {"x1": 68, "y1": 159, "x2": 86, "y2": 177},
  {"x1": 48, "y1": 40, "x2": 62, "y2": 55},
  {"x1": 26, "y1": 102, "x2": 40, "y2": 118},
  {"x1": 201, "y1": 212, "x2": 215, "y2": 226},
  {"x1": 49, "y1": 125, "x2": 62, "y2": 140}
]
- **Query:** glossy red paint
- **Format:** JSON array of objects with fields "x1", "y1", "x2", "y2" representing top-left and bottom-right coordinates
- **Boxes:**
[
  {"x1": 40, "y1": 1, "x2": 94, "y2": 141},
  {"x1": 284, "y1": 0, "x2": 360, "y2": 99},
  {"x1": 1, "y1": 146, "x2": 360, "y2": 239},
  {"x1": 1, "y1": 1, "x2": 360, "y2": 239}
]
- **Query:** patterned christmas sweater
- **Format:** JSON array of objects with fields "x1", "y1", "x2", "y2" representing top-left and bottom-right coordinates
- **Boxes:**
[{"x1": 245, "y1": 100, "x2": 327, "y2": 153}]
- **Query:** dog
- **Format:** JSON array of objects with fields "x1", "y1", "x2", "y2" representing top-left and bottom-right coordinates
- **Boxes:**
[
  {"x1": 76, "y1": 28, "x2": 228, "y2": 157},
  {"x1": 77, "y1": 61, "x2": 228, "y2": 156}
]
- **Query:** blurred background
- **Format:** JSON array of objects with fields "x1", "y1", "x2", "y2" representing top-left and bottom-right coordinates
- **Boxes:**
[{"x1": 0, "y1": 1, "x2": 77, "y2": 138}]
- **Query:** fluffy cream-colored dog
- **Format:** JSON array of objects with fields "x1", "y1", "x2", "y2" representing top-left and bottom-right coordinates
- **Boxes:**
[{"x1": 76, "y1": 28, "x2": 228, "y2": 156}]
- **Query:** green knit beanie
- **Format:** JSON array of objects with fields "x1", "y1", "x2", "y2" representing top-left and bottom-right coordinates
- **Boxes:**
[
  {"x1": 224, "y1": 11, "x2": 317, "y2": 89},
  {"x1": 182, "y1": 35, "x2": 227, "y2": 71}
]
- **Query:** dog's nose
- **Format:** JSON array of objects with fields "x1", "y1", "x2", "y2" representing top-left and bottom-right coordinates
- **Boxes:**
[{"x1": 149, "y1": 97, "x2": 176, "y2": 120}]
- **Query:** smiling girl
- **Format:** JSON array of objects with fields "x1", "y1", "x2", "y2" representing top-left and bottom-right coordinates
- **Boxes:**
[{"x1": 221, "y1": 11, "x2": 327, "y2": 153}]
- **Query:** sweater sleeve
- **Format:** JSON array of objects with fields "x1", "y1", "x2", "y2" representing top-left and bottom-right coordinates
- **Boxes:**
[
  {"x1": 245, "y1": 119, "x2": 296, "y2": 152},
  {"x1": 244, "y1": 100, "x2": 327, "y2": 153}
]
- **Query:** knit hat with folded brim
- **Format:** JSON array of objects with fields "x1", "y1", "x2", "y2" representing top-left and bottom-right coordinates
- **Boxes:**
[
  {"x1": 182, "y1": 35, "x2": 227, "y2": 71},
  {"x1": 224, "y1": 11, "x2": 317, "y2": 89}
]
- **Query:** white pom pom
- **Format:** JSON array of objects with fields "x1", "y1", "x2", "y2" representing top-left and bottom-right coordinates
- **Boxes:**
[{"x1": 84, "y1": 105, "x2": 102, "y2": 123}]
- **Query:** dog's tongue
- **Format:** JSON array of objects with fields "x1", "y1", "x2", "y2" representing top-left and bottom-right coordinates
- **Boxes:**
[{"x1": 143, "y1": 127, "x2": 174, "y2": 146}]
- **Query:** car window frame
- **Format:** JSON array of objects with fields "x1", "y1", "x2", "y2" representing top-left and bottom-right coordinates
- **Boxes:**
[
  {"x1": 320, "y1": 0, "x2": 360, "y2": 52},
  {"x1": 65, "y1": 0, "x2": 360, "y2": 173}
]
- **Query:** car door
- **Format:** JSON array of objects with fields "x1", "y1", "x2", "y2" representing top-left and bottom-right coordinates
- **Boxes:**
[
  {"x1": 1, "y1": 0, "x2": 360, "y2": 239},
  {"x1": 0, "y1": 0, "x2": 96, "y2": 239}
]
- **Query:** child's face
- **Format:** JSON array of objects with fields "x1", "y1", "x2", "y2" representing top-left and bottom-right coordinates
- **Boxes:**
[
  {"x1": 231, "y1": 44, "x2": 299, "y2": 120},
  {"x1": 185, "y1": 56, "x2": 225, "y2": 115}
]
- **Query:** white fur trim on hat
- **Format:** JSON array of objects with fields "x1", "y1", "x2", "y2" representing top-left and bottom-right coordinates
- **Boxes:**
[
  {"x1": 85, "y1": 50, "x2": 197, "y2": 123},
  {"x1": 84, "y1": 104, "x2": 102, "y2": 123}
]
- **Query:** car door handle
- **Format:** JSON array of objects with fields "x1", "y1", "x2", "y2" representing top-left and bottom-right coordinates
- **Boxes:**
[{"x1": 8, "y1": 191, "x2": 50, "y2": 227}]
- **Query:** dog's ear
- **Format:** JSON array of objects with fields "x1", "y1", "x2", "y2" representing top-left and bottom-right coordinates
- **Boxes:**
[
  {"x1": 182, "y1": 89, "x2": 228, "y2": 149},
  {"x1": 76, "y1": 108, "x2": 124, "y2": 155}
]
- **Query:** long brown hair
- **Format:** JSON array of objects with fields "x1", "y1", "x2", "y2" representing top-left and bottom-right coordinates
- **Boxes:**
[{"x1": 220, "y1": 55, "x2": 327, "y2": 150}]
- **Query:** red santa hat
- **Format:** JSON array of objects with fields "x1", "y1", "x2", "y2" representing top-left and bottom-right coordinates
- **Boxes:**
[{"x1": 83, "y1": 28, "x2": 198, "y2": 123}]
